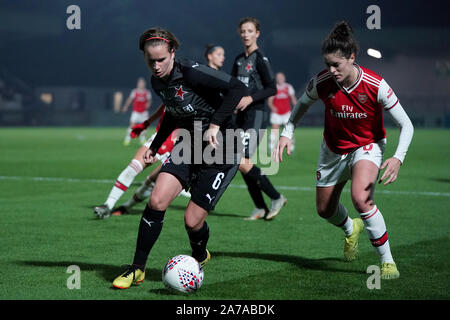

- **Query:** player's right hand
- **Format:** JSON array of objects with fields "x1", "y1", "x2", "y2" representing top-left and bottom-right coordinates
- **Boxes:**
[
  {"x1": 131, "y1": 122, "x2": 148, "y2": 138},
  {"x1": 273, "y1": 136, "x2": 291, "y2": 163},
  {"x1": 143, "y1": 148, "x2": 155, "y2": 164}
]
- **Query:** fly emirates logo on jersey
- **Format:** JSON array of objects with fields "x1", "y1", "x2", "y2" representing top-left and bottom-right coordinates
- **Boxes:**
[{"x1": 330, "y1": 104, "x2": 368, "y2": 119}]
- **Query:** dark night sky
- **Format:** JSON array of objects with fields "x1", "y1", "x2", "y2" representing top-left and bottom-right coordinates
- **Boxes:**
[{"x1": 0, "y1": 0, "x2": 449, "y2": 90}]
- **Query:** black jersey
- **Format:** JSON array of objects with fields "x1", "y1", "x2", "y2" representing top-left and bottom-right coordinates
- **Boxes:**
[
  {"x1": 231, "y1": 49, "x2": 276, "y2": 110},
  {"x1": 149, "y1": 58, "x2": 247, "y2": 156}
]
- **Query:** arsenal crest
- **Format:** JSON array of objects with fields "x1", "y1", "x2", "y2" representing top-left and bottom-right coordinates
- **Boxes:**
[{"x1": 357, "y1": 93, "x2": 368, "y2": 103}]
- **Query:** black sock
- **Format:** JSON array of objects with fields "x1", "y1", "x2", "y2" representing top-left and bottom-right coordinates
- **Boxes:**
[
  {"x1": 186, "y1": 222, "x2": 210, "y2": 262},
  {"x1": 246, "y1": 165, "x2": 280, "y2": 200},
  {"x1": 242, "y1": 172, "x2": 268, "y2": 211},
  {"x1": 133, "y1": 205, "x2": 165, "y2": 269}
]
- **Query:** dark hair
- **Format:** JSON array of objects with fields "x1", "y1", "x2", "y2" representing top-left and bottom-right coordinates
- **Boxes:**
[
  {"x1": 204, "y1": 44, "x2": 223, "y2": 61},
  {"x1": 139, "y1": 27, "x2": 180, "y2": 53},
  {"x1": 238, "y1": 17, "x2": 261, "y2": 32},
  {"x1": 322, "y1": 21, "x2": 359, "y2": 59}
]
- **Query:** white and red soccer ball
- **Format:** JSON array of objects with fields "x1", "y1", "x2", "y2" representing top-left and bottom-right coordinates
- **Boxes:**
[{"x1": 162, "y1": 255, "x2": 204, "y2": 293}]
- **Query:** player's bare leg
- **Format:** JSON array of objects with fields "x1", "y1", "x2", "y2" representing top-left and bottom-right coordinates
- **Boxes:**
[{"x1": 316, "y1": 181, "x2": 364, "y2": 261}]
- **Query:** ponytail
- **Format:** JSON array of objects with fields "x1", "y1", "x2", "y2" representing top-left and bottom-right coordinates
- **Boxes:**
[{"x1": 322, "y1": 21, "x2": 359, "y2": 58}]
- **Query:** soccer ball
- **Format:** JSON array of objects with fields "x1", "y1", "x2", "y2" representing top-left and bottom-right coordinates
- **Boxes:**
[{"x1": 162, "y1": 255, "x2": 204, "y2": 293}]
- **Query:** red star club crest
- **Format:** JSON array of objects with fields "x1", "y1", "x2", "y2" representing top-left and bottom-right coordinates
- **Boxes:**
[
  {"x1": 175, "y1": 85, "x2": 187, "y2": 100},
  {"x1": 246, "y1": 63, "x2": 253, "y2": 72}
]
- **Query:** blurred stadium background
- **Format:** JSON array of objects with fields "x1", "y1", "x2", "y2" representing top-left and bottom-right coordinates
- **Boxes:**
[{"x1": 1, "y1": 0, "x2": 449, "y2": 128}]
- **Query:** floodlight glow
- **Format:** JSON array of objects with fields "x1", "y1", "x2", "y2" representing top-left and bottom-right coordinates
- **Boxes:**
[{"x1": 367, "y1": 48, "x2": 382, "y2": 59}]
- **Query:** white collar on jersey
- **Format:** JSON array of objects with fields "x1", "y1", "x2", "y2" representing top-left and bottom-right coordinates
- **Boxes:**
[{"x1": 335, "y1": 63, "x2": 362, "y2": 94}]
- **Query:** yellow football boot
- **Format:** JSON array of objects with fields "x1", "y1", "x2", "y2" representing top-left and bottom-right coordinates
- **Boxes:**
[
  {"x1": 198, "y1": 249, "x2": 211, "y2": 268},
  {"x1": 381, "y1": 262, "x2": 400, "y2": 280},
  {"x1": 344, "y1": 218, "x2": 364, "y2": 262},
  {"x1": 112, "y1": 265, "x2": 145, "y2": 289}
]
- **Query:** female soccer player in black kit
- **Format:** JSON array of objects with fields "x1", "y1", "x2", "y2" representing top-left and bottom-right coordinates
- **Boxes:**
[
  {"x1": 204, "y1": 44, "x2": 225, "y2": 70},
  {"x1": 113, "y1": 27, "x2": 247, "y2": 289},
  {"x1": 232, "y1": 17, "x2": 287, "y2": 220}
]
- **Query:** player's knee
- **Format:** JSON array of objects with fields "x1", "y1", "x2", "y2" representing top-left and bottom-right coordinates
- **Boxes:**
[
  {"x1": 351, "y1": 194, "x2": 373, "y2": 213},
  {"x1": 149, "y1": 193, "x2": 168, "y2": 211},
  {"x1": 184, "y1": 217, "x2": 202, "y2": 232},
  {"x1": 316, "y1": 203, "x2": 335, "y2": 219}
]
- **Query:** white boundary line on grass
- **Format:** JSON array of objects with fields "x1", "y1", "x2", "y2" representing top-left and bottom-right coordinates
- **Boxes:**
[{"x1": 1, "y1": 175, "x2": 449, "y2": 198}]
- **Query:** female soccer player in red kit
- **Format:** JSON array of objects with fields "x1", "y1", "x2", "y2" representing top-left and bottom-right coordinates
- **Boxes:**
[
  {"x1": 121, "y1": 77, "x2": 152, "y2": 146},
  {"x1": 275, "y1": 21, "x2": 414, "y2": 279}
]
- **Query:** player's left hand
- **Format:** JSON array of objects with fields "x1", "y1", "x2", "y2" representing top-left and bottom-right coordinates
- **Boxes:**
[
  {"x1": 205, "y1": 124, "x2": 220, "y2": 149},
  {"x1": 379, "y1": 157, "x2": 402, "y2": 185},
  {"x1": 234, "y1": 96, "x2": 253, "y2": 113},
  {"x1": 143, "y1": 148, "x2": 155, "y2": 164}
]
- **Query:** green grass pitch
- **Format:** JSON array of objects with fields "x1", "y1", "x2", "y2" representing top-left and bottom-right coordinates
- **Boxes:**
[{"x1": 0, "y1": 127, "x2": 449, "y2": 300}]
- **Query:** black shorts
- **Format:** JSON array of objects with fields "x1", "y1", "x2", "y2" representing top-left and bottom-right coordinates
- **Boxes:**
[
  {"x1": 235, "y1": 108, "x2": 267, "y2": 158},
  {"x1": 159, "y1": 155, "x2": 239, "y2": 212}
]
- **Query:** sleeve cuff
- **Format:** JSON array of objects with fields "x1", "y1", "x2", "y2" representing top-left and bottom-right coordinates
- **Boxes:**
[{"x1": 281, "y1": 122, "x2": 295, "y2": 140}]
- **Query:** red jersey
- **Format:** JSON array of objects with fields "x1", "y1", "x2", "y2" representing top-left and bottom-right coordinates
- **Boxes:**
[
  {"x1": 273, "y1": 83, "x2": 295, "y2": 115},
  {"x1": 155, "y1": 107, "x2": 175, "y2": 155},
  {"x1": 130, "y1": 89, "x2": 151, "y2": 112},
  {"x1": 306, "y1": 65, "x2": 399, "y2": 154}
]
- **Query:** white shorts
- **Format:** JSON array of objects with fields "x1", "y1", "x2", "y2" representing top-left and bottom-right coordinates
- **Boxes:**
[
  {"x1": 316, "y1": 138, "x2": 386, "y2": 187},
  {"x1": 270, "y1": 112, "x2": 291, "y2": 125},
  {"x1": 130, "y1": 111, "x2": 149, "y2": 124}
]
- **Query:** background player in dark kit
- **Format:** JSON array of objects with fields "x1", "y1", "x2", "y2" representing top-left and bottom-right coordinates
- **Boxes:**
[{"x1": 231, "y1": 17, "x2": 287, "y2": 220}]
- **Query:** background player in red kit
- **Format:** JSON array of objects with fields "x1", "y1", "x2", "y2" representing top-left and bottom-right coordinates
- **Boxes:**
[
  {"x1": 276, "y1": 21, "x2": 414, "y2": 280},
  {"x1": 268, "y1": 72, "x2": 297, "y2": 151},
  {"x1": 121, "y1": 77, "x2": 152, "y2": 146}
]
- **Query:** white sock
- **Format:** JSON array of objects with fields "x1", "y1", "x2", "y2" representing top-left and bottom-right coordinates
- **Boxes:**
[
  {"x1": 360, "y1": 205, "x2": 394, "y2": 264},
  {"x1": 104, "y1": 159, "x2": 143, "y2": 209},
  {"x1": 124, "y1": 128, "x2": 132, "y2": 142},
  {"x1": 139, "y1": 130, "x2": 147, "y2": 143},
  {"x1": 326, "y1": 203, "x2": 353, "y2": 236},
  {"x1": 135, "y1": 179, "x2": 154, "y2": 201}
]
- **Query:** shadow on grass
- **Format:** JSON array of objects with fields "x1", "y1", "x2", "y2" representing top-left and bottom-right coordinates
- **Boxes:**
[
  {"x1": 212, "y1": 251, "x2": 362, "y2": 274},
  {"x1": 84, "y1": 204, "x2": 238, "y2": 218},
  {"x1": 16, "y1": 260, "x2": 162, "y2": 283}
]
